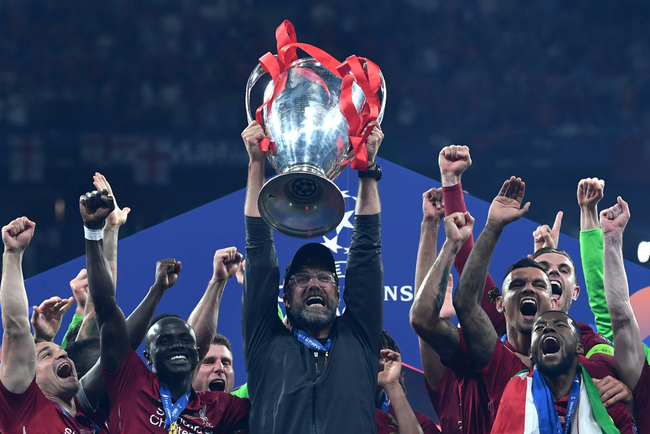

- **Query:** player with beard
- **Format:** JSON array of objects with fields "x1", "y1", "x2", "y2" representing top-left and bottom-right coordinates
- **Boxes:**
[
  {"x1": 241, "y1": 120, "x2": 384, "y2": 433},
  {"x1": 452, "y1": 177, "x2": 627, "y2": 424},
  {"x1": 0, "y1": 216, "x2": 109, "y2": 433},
  {"x1": 192, "y1": 334, "x2": 235, "y2": 394},
  {"x1": 80, "y1": 190, "x2": 250, "y2": 433},
  {"x1": 492, "y1": 311, "x2": 636, "y2": 433}
]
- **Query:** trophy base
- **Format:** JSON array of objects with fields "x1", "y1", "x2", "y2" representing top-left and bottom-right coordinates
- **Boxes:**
[{"x1": 258, "y1": 172, "x2": 345, "y2": 238}]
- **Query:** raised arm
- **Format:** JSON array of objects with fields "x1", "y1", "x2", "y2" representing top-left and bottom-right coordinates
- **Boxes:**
[
  {"x1": 410, "y1": 188, "x2": 449, "y2": 388},
  {"x1": 242, "y1": 121, "x2": 268, "y2": 218},
  {"x1": 453, "y1": 177, "x2": 530, "y2": 370},
  {"x1": 378, "y1": 349, "x2": 424, "y2": 434},
  {"x1": 77, "y1": 173, "x2": 131, "y2": 341},
  {"x1": 355, "y1": 121, "x2": 382, "y2": 216},
  {"x1": 80, "y1": 189, "x2": 129, "y2": 374},
  {"x1": 439, "y1": 145, "x2": 505, "y2": 335},
  {"x1": 188, "y1": 247, "x2": 242, "y2": 361},
  {"x1": 0, "y1": 217, "x2": 37, "y2": 393},
  {"x1": 601, "y1": 197, "x2": 644, "y2": 390},
  {"x1": 80, "y1": 258, "x2": 182, "y2": 410},
  {"x1": 410, "y1": 211, "x2": 474, "y2": 386},
  {"x1": 342, "y1": 121, "x2": 383, "y2": 343},
  {"x1": 577, "y1": 178, "x2": 613, "y2": 342}
]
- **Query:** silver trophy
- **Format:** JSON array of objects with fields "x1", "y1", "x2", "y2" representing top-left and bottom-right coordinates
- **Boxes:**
[{"x1": 245, "y1": 57, "x2": 386, "y2": 238}]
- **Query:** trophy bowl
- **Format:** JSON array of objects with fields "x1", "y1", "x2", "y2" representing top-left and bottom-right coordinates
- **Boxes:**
[{"x1": 246, "y1": 57, "x2": 386, "y2": 238}]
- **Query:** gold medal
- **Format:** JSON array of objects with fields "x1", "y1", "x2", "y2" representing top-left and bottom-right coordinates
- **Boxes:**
[{"x1": 168, "y1": 421, "x2": 179, "y2": 434}]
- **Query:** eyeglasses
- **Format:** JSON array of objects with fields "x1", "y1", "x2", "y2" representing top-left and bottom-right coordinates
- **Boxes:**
[{"x1": 289, "y1": 272, "x2": 337, "y2": 288}]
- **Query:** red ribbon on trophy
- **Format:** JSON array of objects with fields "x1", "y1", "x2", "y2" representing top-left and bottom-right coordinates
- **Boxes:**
[{"x1": 254, "y1": 20, "x2": 382, "y2": 171}]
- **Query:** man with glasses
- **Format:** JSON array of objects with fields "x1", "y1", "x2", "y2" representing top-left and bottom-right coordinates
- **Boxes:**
[{"x1": 240, "y1": 120, "x2": 384, "y2": 433}]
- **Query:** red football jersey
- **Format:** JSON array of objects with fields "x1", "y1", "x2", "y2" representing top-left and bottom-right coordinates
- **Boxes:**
[
  {"x1": 103, "y1": 349, "x2": 250, "y2": 434},
  {"x1": 0, "y1": 377, "x2": 108, "y2": 434}
]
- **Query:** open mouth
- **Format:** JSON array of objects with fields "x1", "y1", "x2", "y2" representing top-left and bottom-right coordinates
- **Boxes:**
[
  {"x1": 306, "y1": 295, "x2": 325, "y2": 307},
  {"x1": 551, "y1": 281, "x2": 562, "y2": 301},
  {"x1": 168, "y1": 354, "x2": 189, "y2": 365},
  {"x1": 541, "y1": 335, "x2": 561, "y2": 355},
  {"x1": 56, "y1": 362, "x2": 75, "y2": 379},
  {"x1": 209, "y1": 379, "x2": 226, "y2": 392},
  {"x1": 519, "y1": 298, "x2": 538, "y2": 318}
]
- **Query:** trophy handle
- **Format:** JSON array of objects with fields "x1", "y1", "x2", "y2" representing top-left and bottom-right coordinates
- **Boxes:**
[{"x1": 245, "y1": 62, "x2": 270, "y2": 124}]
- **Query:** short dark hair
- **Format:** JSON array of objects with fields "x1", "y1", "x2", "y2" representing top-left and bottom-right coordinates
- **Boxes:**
[
  {"x1": 531, "y1": 247, "x2": 577, "y2": 278},
  {"x1": 501, "y1": 257, "x2": 550, "y2": 290},
  {"x1": 66, "y1": 337, "x2": 101, "y2": 378},
  {"x1": 380, "y1": 330, "x2": 401, "y2": 354},
  {"x1": 212, "y1": 334, "x2": 232, "y2": 355},
  {"x1": 148, "y1": 313, "x2": 184, "y2": 331},
  {"x1": 535, "y1": 311, "x2": 582, "y2": 346}
]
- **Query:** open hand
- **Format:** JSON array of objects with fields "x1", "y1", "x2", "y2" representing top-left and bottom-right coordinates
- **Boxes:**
[
  {"x1": 31, "y1": 296, "x2": 75, "y2": 341},
  {"x1": 93, "y1": 172, "x2": 131, "y2": 227},
  {"x1": 486, "y1": 177, "x2": 530, "y2": 231},
  {"x1": 377, "y1": 349, "x2": 402, "y2": 389}
]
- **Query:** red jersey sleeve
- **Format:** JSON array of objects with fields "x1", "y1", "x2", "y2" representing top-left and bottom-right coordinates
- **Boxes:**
[
  {"x1": 102, "y1": 348, "x2": 153, "y2": 405},
  {"x1": 0, "y1": 377, "x2": 45, "y2": 431},
  {"x1": 442, "y1": 184, "x2": 505, "y2": 335},
  {"x1": 376, "y1": 408, "x2": 398, "y2": 434}
]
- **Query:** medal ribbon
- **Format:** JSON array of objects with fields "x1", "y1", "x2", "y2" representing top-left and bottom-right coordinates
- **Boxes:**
[
  {"x1": 55, "y1": 403, "x2": 101, "y2": 434},
  {"x1": 531, "y1": 367, "x2": 580, "y2": 434},
  {"x1": 291, "y1": 327, "x2": 331, "y2": 352},
  {"x1": 254, "y1": 20, "x2": 382, "y2": 171},
  {"x1": 159, "y1": 384, "x2": 192, "y2": 429}
]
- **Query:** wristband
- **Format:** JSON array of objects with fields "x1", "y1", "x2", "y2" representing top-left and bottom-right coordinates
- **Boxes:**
[{"x1": 84, "y1": 226, "x2": 103, "y2": 241}]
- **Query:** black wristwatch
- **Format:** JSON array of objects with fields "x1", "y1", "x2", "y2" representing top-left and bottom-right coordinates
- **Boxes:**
[{"x1": 358, "y1": 162, "x2": 382, "y2": 181}]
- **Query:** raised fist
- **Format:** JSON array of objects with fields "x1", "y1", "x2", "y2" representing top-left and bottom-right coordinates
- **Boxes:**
[
  {"x1": 362, "y1": 121, "x2": 384, "y2": 166},
  {"x1": 153, "y1": 258, "x2": 182, "y2": 291},
  {"x1": 422, "y1": 187, "x2": 444, "y2": 221},
  {"x1": 486, "y1": 177, "x2": 530, "y2": 231},
  {"x1": 439, "y1": 145, "x2": 472, "y2": 186},
  {"x1": 577, "y1": 178, "x2": 605, "y2": 209},
  {"x1": 600, "y1": 197, "x2": 630, "y2": 236},
  {"x1": 79, "y1": 189, "x2": 115, "y2": 229},
  {"x1": 213, "y1": 247, "x2": 243, "y2": 282},
  {"x1": 241, "y1": 121, "x2": 268, "y2": 163},
  {"x1": 2, "y1": 217, "x2": 36, "y2": 254},
  {"x1": 444, "y1": 211, "x2": 475, "y2": 246}
]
